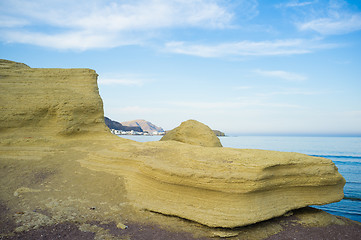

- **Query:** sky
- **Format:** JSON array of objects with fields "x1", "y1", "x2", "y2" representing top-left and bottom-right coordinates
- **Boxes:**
[{"x1": 1, "y1": 0, "x2": 361, "y2": 136}]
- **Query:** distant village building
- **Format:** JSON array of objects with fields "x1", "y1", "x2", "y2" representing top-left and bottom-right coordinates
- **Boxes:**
[
  {"x1": 110, "y1": 129, "x2": 165, "y2": 136},
  {"x1": 153, "y1": 131, "x2": 166, "y2": 135}
]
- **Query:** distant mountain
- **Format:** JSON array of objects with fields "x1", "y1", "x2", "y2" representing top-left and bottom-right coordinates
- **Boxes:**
[
  {"x1": 121, "y1": 119, "x2": 164, "y2": 133},
  {"x1": 104, "y1": 117, "x2": 143, "y2": 132}
]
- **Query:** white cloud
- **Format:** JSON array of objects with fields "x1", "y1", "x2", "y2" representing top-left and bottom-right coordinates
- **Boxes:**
[
  {"x1": 254, "y1": 69, "x2": 307, "y2": 82},
  {"x1": 2, "y1": 30, "x2": 130, "y2": 50},
  {"x1": 164, "y1": 38, "x2": 337, "y2": 58},
  {"x1": 279, "y1": 1, "x2": 315, "y2": 8},
  {"x1": 295, "y1": 0, "x2": 361, "y2": 35},
  {"x1": 256, "y1": 89, "x2": 324, "y2": 97},
  {"x1": 2, "y1": 0, "x2": 234, "y2": 29},
  {"x1": 0, "y1": 0, "x2": 235, "y2": 50},
  {"x1": 299, "y1": 14, "x2": 361, "y2": 35}
]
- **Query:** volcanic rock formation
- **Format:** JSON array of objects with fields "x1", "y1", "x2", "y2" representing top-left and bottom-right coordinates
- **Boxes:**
[
  {"x1": 0, "y1": 60, "x2": 347, "y2": 232},
  {"x1": 160, "y1": 119, "x2": 223, "y2": 147}
]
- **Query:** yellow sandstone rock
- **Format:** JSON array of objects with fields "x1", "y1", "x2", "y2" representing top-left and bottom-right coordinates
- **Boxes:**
[
  {"x1": 160, "y1": 119, "x2": 223, "y2": 147},
  {"x1": 0, "y1": 59, "x2": 346, "y2": 229},
  {"x1": 81, "y1": 141, "x2": 345, "y2": 227},
  {"x1": 0, "y1": 59, "x2": 108, "y2": 139},
  {"x1": 116, "y1": 222, "x2": 128, "y2": 229}
]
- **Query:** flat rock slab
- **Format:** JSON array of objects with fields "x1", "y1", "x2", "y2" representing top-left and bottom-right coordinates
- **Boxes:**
[{"x1": 81, "y1": 140, "x2": 345, "y2": 227}]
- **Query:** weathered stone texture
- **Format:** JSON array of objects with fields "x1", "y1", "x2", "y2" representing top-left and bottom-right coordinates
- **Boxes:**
[
  {"x1": 161, "y1": 119, "x2": 223, "y2": 147},
  {"x1": 0, "y1": 59, "x2": 108, "y2": 137},
  {"x1": 0, "y1": 60, "x2": 346, "y2": 228}
]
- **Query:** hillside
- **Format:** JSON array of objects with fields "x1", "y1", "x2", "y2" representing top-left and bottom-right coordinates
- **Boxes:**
[
  {"x1": 104, "y1": 117, "x2": 142, "y2": 132},
  {"x1": 121, "y1": 119, "x2": 164, "y2": 133}
]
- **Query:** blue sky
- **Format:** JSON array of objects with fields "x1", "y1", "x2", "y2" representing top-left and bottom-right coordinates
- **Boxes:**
[{"x1": 1, "y1": 0, "x2": 361, "y2": 135}]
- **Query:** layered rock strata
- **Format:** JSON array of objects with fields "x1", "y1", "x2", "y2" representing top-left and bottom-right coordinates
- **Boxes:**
[
  {"x1": 82, "y1": 141, "x2": 345, "y2": 227},
  {"x1": 0, "y1": 59, "x2": 108, "y2": 138},
  {"x1": 0, "y1": 59, "x2": 346, "y2": 229}
]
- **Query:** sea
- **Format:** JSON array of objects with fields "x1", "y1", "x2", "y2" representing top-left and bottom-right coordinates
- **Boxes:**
[{"x1": 119, "y1": 135, "x2": 361, "y2": 223}]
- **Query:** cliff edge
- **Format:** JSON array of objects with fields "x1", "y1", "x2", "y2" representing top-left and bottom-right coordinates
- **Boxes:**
[{"x1": 0, "y1": 59, "x2": 108, "y2": 139}]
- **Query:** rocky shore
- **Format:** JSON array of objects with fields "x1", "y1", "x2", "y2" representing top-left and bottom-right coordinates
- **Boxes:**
[{"x1": 1, "y1": 59, "x2": 360, "y2": 239}]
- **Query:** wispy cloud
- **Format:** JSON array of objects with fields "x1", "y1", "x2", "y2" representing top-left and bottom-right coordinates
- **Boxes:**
[
  {"x1": 276, "y1": 1, "x2": 315, "y2": 8},
  {"x1": 298, "y1": 14, "x2": 361, "y2": 35},
  {"x1": 0, "y1": 0, "x2": 235, "y2": 50},
  {"x1": 256, "y1": 89, "x2": 325, "y2": 97},
  {"x1": 294, "y1": 0, "x2": 361, "y2": 35},
  {"x1": 254, "y1": 69, "x2": 307, "y2": 82},
  {"x1": 1, "y1": 30, "x2": 130, "y2": 50},
  {"x1": 164, "y1": 38, "x2": 337, "y2": 58}
]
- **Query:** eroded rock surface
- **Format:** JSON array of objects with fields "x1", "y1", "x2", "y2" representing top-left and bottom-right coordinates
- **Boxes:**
[
  {"x1": 0, "y1": 59, "x2": 108, "y2": 139},
  {"x1": 160, "y1": 119, "x2": 223, "y2": 147},
  {"x1": 0, "y1": 60, "x2": 347, "y2": 232},
  {"x1": 82, "y1": 141, "x2": 345, "y2": 227}
]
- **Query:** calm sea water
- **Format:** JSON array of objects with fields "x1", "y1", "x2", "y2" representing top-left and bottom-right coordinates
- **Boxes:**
[{"x1": 119, "y1": 135, "x2": 361, "y2": 222}]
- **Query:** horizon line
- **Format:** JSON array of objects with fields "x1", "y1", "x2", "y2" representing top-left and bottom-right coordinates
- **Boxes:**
[{"x1": 222, "y1": 133, "x2": 361, "y2": 137}]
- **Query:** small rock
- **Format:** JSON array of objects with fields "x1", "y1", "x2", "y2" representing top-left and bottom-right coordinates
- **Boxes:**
[{"x1": 116, "y1": 223, "x2": 128, "y2": 229}]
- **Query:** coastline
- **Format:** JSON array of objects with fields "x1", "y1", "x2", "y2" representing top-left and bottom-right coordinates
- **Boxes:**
[{"x1": 1, "y1": 60, "x2": 360, "y2": 239}]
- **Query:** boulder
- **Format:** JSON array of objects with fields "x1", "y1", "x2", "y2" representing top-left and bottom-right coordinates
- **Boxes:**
[
  {"x1": 160, "y1": 119, "x2": 223, "y2": 147},
  {"x1": 89, "y1": 141, "x2": 345, "y2": 227}
]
